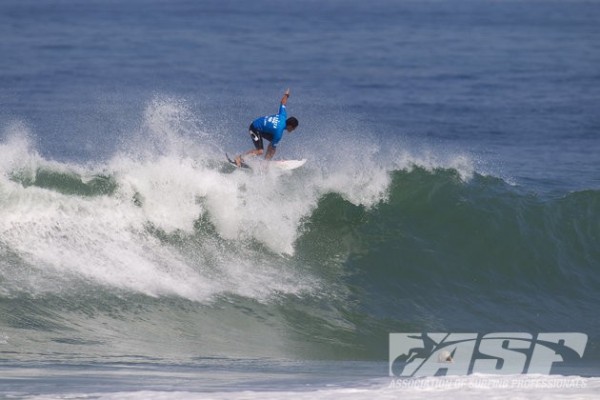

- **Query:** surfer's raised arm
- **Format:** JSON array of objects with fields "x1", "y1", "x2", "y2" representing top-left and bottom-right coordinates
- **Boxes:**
[{"x1": 281, "y1": 88, "x2": 290, "y2": 106}]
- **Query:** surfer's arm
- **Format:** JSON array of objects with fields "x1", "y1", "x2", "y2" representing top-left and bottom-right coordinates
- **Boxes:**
[
  {"x1": 280, "y1": 88, "x2": 290, "y2": 106},
  {"x1": 265, "y1": 144, "x2": 276, "y2": 160}
]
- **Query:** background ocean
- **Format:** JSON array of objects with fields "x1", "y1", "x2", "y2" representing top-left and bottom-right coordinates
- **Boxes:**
[{"x1": 1, "y1": 0, "x2": 599, "y2": 399}]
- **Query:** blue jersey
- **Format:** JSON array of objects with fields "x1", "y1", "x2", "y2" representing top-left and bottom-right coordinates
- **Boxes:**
[{"x1": 251, "y1": 104, "x2": 287, "y2": 147}]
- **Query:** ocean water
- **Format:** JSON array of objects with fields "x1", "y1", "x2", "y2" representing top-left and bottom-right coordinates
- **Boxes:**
[{"x1": 1, "y1": 0, "x2": 599, "y2": 399}]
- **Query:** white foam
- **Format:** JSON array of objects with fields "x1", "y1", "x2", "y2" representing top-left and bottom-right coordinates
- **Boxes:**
[
  {"x1": 0, "y1": 97, "x2": 480, "y2": 301},
  {"x1": 22, "y1": 375, "x2": 600, "y2": 400},
  {"x1": 0, "y1": 102, "x2": 318, "y2": 301},
  {"x1": 0, "y1": 121, "x2": 40, "y2": 180}
]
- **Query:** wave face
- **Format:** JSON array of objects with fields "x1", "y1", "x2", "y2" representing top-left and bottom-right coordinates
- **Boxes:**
[{"x1": 0, "y1": 100, "x2": 598, "y2": 364}]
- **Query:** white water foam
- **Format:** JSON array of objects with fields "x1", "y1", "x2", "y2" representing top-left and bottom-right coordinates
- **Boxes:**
[
  {"x1": 0, "y1": 97, "x2": 477, "y2": 302},
  {"x1": 20, "y1": 375, "x2": 600, "y2": 400}
]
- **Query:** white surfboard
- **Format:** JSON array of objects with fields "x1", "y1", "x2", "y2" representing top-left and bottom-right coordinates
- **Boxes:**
[
  {"x1": 226, "y1": 154, "x2": 306, "y2": 171},
  {"x1": 270, "y1": 159, "x2": 307, "y2": 170}
]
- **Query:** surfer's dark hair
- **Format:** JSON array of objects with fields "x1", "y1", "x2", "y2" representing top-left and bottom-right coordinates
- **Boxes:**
[{"x1": 286, "y1": 117, "x2": 299, "y2": 128}]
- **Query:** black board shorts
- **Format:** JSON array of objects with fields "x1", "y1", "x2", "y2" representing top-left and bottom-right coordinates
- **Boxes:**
[{"x1": 249, "y1": 124, "x2": 274, "y2": 150}]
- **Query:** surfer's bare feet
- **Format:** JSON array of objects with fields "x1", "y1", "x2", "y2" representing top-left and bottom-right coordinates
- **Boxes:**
[{"x1": 234, "y1": 156, "x2": 242, "y2": 167}]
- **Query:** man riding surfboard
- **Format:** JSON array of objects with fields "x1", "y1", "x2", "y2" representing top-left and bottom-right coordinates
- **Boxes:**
[{"x1": 234, "y1": 89, "x2": 299, "y2": 167}]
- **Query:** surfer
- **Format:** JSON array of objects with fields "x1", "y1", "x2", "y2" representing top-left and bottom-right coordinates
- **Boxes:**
[{"x1": 234, "y1": 89, "x2": 299, "y2": 167}]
